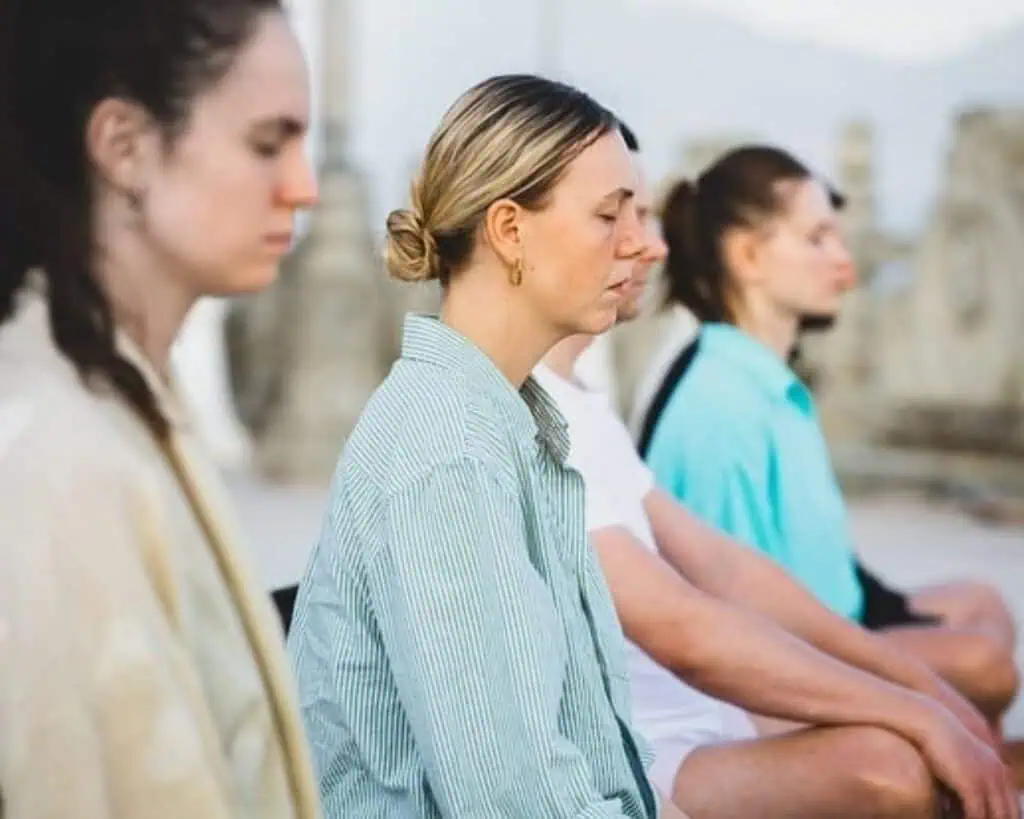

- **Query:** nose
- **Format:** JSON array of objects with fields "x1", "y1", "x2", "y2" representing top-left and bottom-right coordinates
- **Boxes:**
[
  {"x1": 643, "y1": 223, "x2": 668, "y2": 264},
  {"x1": 616, "y1": 201, "x2": 645, "y2": 259},
  {"x1": 834, "y1": 242, "x2": 857, "y2": 290},
  {"x1": 278, "y1": 147, "x2": 319, "y2": 210}
]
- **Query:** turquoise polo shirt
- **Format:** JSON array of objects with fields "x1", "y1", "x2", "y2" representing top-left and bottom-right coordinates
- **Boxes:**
[{"x1": 644, "y1": 323, "x2": 864, "y2": 620}]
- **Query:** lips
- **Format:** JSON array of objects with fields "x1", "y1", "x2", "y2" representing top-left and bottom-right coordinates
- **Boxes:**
[{"x1": 265, "y1": 233, "x2": 294, "y2": 251}]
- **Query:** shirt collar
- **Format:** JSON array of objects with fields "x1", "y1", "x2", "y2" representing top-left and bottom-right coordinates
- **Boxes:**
[
  {"x1": 400, "y1": 314, "x2": 571, "y2": 462},
  {"x1": 701, "y1": 322, "x2": 812, "y2": 414}
]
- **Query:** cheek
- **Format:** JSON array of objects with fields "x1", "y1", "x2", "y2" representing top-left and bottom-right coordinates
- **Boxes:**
[
  {"x1": 146, "y1": 151, "x2": 271, "y2": 268},
  {"x1": 525, "y1": 216, "x2": 617, "y2": 313}
]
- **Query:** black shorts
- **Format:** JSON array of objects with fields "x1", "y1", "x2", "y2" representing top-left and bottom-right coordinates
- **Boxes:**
[{"x1": 855, "y1": 561, "x2": 941, "y2": 630}]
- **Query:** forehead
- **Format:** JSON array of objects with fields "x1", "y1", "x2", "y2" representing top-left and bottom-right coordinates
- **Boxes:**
[
  {"x1": 555, "y1": 130, "x2": 637, "y2": 200},
  {"x1": 630, "y1": 156, "x2": 653, "y2": 208},
  {"x1": 190, "y1": 11, "x2": 310, "y2": 125},
  {"x1": 782, "y1": 178, "x2": 835, "y2": 227}
]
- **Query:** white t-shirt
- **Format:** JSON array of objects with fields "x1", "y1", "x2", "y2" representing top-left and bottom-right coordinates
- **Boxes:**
[{"x1": 533, "y1": 362, "x2": 755, "y2": 765}]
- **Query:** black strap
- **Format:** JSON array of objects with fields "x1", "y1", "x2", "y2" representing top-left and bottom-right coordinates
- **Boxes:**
[{"x1": 636, "y1": 336, "x2": 701, "y2": 459}]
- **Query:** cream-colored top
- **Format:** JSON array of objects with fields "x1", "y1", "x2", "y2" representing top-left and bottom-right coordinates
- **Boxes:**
[{"x1": 0, "y1": 287, "x2": 320, "y2": 819}]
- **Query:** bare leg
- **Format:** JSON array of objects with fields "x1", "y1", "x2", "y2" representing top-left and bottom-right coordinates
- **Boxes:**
[
  {"x1": 911, "y1": 581, "x2": 1017, "y2": 649},
  {"x1": 671, "y1": 725, "x2": 942, "y2": 819},
  {"x1": 878, "y1": 626, "x2": 1019, "y2": 722}
]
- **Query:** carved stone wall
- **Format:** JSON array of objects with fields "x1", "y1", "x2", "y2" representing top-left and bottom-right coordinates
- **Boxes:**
[{"x1": 873, "y1": 109, "x2": 1024, "y2": 453}]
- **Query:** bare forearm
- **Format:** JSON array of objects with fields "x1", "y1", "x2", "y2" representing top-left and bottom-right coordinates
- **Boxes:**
[
  {"x1": 595, "y1": 522, "x2": 936, "y2": 744},
  {"x1": 725, "y1": 550, "x2": 937, "y2": 696},
  {"x1": 656, "y1": 593, "x2": 933, "y2": 738},
  {"x1": 646, "y1": 490, "x2": 938, "y2": 698}
]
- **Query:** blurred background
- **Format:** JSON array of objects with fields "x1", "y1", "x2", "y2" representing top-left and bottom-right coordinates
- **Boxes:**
[{"x1": 171, "y1": 0, "x2": 1024, "y2": 717}]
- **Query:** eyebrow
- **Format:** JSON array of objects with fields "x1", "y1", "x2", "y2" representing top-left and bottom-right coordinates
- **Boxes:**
[
  {"x1": 252, "y1": 115, "x2": 308, "y2": 139},
  {"x1": 600, "y1": 187, "x2": 636, "y2": 206}
]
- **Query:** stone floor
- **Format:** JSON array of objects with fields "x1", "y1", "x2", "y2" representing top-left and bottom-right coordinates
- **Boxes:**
[{"x1": 229, "y1": 473, "x2": 1024, "y2": 735}]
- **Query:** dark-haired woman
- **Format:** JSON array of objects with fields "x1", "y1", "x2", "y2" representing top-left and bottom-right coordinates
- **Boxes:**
[
  {"x1": 640, "y1": 145, "x2": 1018, "y2": 729},
  {"x1": 0, "y1": 1, "x2": 320, "y2": 816}
]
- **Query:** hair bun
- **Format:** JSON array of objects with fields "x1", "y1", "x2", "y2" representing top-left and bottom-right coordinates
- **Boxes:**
[{"x1": 384, "y1": 208, "x2": 442, "y2": 282}]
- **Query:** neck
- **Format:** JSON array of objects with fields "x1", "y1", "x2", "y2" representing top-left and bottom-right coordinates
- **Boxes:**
[
  {"x1": 95, "y1": 220, "x2": 197, "y2": 380},
  {"x1": 440, "y1": 269, "x2": 559, "y2": 387},
  {"x1": 542, "y1": 333, "x2": 594, "y2": 381},
  {"x1": 734, "y1": 299, "x2": 799, "y2": 362}
]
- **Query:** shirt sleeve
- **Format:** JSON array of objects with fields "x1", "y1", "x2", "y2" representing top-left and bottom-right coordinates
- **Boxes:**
[
  {"x1": 368, "y1": 457, "x2": 632, "y2": 818},
  {"x1": 0, "y1": 433, "x2": 235, "y2": 819}
]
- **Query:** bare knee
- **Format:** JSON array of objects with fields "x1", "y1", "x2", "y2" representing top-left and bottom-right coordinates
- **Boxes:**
[
  {"x1": 845, "y1": 727, "x2": 937, "y2": 819},
  {"x1": 956, "y1": 632, "x2": 1020, "y2": 715},
  {"x1": 934, "y1": 581, "x2": 1017, "y2": 645},
  {"x1": 966, "y1": 582, "x2": 1016, "y2": 643}
]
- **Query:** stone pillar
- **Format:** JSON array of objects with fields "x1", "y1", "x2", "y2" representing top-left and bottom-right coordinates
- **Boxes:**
[
  {"x1": 836, "y1": 121, "x2": 878, "y2": 279},
  {"x1": 231, "y1": 0, "x2": 387, "y2": 484}
]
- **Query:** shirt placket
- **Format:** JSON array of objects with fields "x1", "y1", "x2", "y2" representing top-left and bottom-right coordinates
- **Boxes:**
[{"x1": 535, "y1": 444, "x2": 657, "y2": 819}]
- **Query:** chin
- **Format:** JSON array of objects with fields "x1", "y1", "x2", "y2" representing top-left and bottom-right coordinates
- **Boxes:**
[
  {"x1": 215, "y1": 261, "x2": 281, "y2": 296},
  {"x1": 616, "y1": 301, "x2": 642, "y2": 325},
  {"x1": 579, "y1": 305, "x2": 617, "y2": 336}
]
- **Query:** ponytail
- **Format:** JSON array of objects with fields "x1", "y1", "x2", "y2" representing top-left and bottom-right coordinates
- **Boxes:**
[
  {"x1": 659, "y1": 145, "x2": 816, "y2": 327},
  {"x1": 660, "y1": 178, "x2": 729, "y2": 322}
]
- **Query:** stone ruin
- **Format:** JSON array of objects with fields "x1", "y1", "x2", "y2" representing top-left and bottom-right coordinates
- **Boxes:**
[
  {"x1": 871, "y1": 109, "x2": 1024, "y2": 457},
  {"x1": 217, "y1": 92, "x2": 1023, "y2": 501}
]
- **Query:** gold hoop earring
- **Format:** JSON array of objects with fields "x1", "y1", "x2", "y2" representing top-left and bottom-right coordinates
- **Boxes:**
[{"x1": 510, "y1": 258, "x2": 523, "y2": 287}]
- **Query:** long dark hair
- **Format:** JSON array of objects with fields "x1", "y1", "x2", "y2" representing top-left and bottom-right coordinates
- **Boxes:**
[
  {"x1": 0, "y1": 0, "x2": 282, "y2": 438},
  {"x1": 660, "y1": 145, "x2": 817, "y2": 324}
]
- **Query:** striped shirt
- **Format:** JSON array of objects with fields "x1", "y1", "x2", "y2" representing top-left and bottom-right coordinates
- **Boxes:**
[{"x1": 288, "y1": 315, "x2": 657, "y2": 818}]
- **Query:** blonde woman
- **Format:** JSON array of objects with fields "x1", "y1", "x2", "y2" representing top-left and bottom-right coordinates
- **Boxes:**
[{"x1": 288, "y1": 75, "x2": 683, "y2": 817}]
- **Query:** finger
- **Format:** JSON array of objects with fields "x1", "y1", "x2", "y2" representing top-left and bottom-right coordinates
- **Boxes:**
[
  {"x1": 953, "y1": 773, "x2": 984, "y2": 819},
  {"x1": 985, "y1": 764, "x2": 1013, "y2": 819},
  {"x1": 998, "y1": 764, "x2": 1019, "y2": 819}
]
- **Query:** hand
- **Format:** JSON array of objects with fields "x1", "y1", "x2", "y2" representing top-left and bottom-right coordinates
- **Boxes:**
[
  {"x1": 914, "y1": 701, "x2": 1018, "y2": 819},
  {"x1": 928, "y1": 675, "x2": 1001, "y2": 752}
]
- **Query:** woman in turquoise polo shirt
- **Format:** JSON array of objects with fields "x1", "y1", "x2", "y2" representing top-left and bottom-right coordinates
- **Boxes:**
[{"x1": 641, "y1": 145, "x2": 1018, "y2": 725}]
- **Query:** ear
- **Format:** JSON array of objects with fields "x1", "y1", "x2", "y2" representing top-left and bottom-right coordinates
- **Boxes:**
[
  {"x1": 85, "y1": 98, "x2": 159, "y2": 197},
  {"x1": 481, "y1": 197, "x2": 524, "y2": 268},
  {"x1": 720, "y1": 225, "x2": 763, "y2": 286}
]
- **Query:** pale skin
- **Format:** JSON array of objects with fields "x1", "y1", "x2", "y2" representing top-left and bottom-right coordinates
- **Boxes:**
[
  {"x1": 87, "y1": 10, "x2": 316, "y2": 376},
  {"x1": 440, "y1": 130, "x2": 642, "y2": 388},
  {"x1": 542, "y1": 165, "x2": 1020, "y2": 818}
]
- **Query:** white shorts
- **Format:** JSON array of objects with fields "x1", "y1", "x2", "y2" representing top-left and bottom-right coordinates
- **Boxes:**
[{"x1": 643, "y1": 700, "x2": 758, "y2": 795}]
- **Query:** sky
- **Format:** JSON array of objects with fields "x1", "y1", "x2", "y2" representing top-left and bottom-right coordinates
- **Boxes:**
[
  {"x1": 636, "y1": 0, "x2": 1024, "y2": 61},
  {"x1": 282, "y1": 0, "x2": 1024, "y2": 241}
]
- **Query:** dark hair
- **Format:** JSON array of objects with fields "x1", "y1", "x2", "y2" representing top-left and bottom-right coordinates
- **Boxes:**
[
  {"x1": 0, "y1": 0, "x2": 282, "y2": 438},
  {"x1": 619, "y1": 121, "x2": 640, "y2": 153},
  {"x1": 661, "y1": 145, "x2": 831, "y2": 323},
  {"x1": 386, "y1": 74, "x2": 619, "y2": 286}
]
